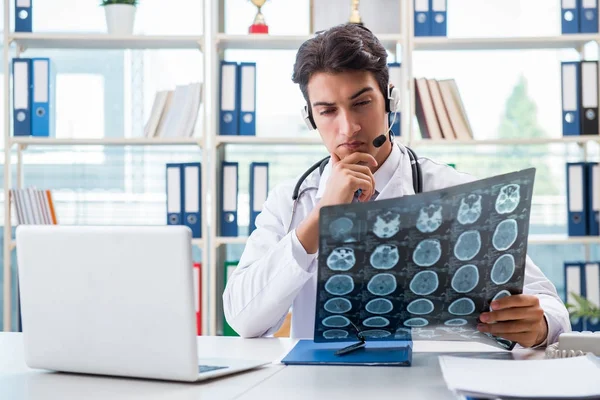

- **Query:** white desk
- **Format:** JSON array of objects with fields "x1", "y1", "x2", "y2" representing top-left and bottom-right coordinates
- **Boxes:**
[{"x1": 0, "y1": 333, "x2": 544, "y2": 400}]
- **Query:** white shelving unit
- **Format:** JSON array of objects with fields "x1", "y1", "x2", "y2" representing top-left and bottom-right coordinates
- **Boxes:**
[
  {"x1": 1, "y1": 0, "x2": 211, "y2": 332},
  {"x1": 3, "y1": 0, "x2": 600, "y2": 334}
]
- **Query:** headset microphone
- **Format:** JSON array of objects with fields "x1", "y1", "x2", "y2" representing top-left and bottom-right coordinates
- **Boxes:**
[{"x1": 372, "y1": 134, "x2": 387, "y2": 148}]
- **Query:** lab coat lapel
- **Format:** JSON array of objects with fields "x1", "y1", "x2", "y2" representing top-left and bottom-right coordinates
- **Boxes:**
[{"x1": 375, "y1": 144, "x2": 416, "y2": 200}]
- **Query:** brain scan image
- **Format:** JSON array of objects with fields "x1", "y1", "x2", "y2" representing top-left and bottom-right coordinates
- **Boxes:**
[
  {"x1": 362, "y1": 316, "x2": 390, "y2": 328},
  {"x1": 491, "y1": 254, "x2": 515, "y2": 285},
  {"x1": 412, "y1": 239, "x2": 442, "y2": 267},
  {"x1": 495, "y1": 184, "x2": 520, "y2": 214},
  {"x1": 328, "y1": 216, "x2": 355, "y2": 242},
  {"x1": 454, "y1": 230, "x2": 481, "y2": 261},
  {"x1": 416, "y1": 204, "x2": 443, "y2": 233},
  {"x1": 406, "y1": 298, "x2": 435, "y2": 315},
  {"x1": 323, "y1": 329, "x2": 349, "y2": 339},
  {"x1": 448, "y1": 297, "x2": 476, "y2": 316},
  {"x1": 444, "y1": 318, "x2": 468, "y2": 326},
  {"x1": 322, "y1": 315, "x2": 351, "y2": 328},
  {"x1": 457, "y1": 194, "x2": 482, "y2": 225},
  {"x1": 367, "y1": 273, "x2": 397, "y2": 296},
  {"x1": 370, "y1": 244, "x2": 400, "y2": 270},
  {"x1": 326, "y1": 247, "x2": 356, "y2": 271},
  {"x1": 372, "y1": 211, "x2": 401, "y2": 238},
  {"x1": 492, "y1": 219, "x2": 518, "y2": 251},
  {"x1": 315, "y1": 168, "x2": 535, "y2": 347},
  {"x1": 324, "y1": 275, "x2": 354, "y2": 296},
  {"x1": 492, "y1": 290, "x2": 511, "y2": 302},
  {"x1": 324, "y1": 297, "x2": 352, "y2": 314},
  {"x1": 403, "y1": 317, "x2": 429, "y2": 327},
  {"x1": 394, "y1": 327, "x2": 413, "y2": 339},
  {"x1": 451, "y1": 264, "x2": 480, "y2": 293},
  {"x1": 413, "y1": 329, "x2": 441, "y2": 339},
  {"x1": 365, "y1": 298, "x2": 394, "y2": 314},
  {"x1": 360, "y1": 330, "x2": 392, "y2": 339},
  {"x1": 409, "y1": 270, "x2": 439, "y2": 295}
]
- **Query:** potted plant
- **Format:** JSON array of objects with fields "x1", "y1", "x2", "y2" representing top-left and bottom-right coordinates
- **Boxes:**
[
  {"x1": 101, "y1": 0, "x2": 138, "y2": 35},
  {"x1": 566, "y1": 292, "x2": 600, "y2": 331}
]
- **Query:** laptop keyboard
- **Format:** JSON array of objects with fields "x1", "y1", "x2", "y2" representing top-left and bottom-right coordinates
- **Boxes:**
[{"x1": 198, "y1": 364, "x2": 228, "y2": 374}]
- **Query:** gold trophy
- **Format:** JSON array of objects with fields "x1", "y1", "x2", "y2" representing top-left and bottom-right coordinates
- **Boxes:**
[
  {"x1": 249, "y1": 0, "x2": 269, "y2": 34},
  {"x1": 349, "y1": 0, "x2": 363, "y2": 25}
]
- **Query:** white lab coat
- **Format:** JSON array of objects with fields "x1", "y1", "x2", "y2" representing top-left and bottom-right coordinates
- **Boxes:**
[{"x1": 223, "y1": 143, "x2": 571, "y2": 346}]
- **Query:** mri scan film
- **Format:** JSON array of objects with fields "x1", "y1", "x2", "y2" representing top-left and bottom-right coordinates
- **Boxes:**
[{"x1": 315, "y1": 168, "x2": 535, "y2": 350}]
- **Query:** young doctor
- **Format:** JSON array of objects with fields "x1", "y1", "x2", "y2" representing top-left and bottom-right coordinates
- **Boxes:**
[{"x1": 222, "y1": 23, "x2": 570, "y2": 348}]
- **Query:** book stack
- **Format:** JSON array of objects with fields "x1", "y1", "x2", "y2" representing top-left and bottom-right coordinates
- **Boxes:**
[
  {"x1": 414, "y1": 77, "x2": 474, "y2": 141},
  {"x1": 10, "y1": 188, "x2": 57, "y2": 225},
  {"x1": 144, "y1": 82, "x2": 203, "y2": 138}
]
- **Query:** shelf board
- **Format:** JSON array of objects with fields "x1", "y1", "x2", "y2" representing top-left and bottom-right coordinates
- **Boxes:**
[
  {"x1": 10, "y1": 32, "x2": 203, "y2": 50},
  {"x1": 413, "y1": 34, "x2": 599, "y2": 51},
  {"x1": 215, "y1": 33, "x2": 402, "y2": 51},
  {"x1": 215, "y1": 135, "x2": 322, "y2": 146},
  {"x1": 528, "y1": 234, "x2": 600, "y2": 245},
  {"x1": 410, "y1": 136, "x2": 598, "y2": 146},
  {"x1": 215, "y1": 237, "x2": 248, "y2": 246},
  {"x1": 10, "y1": 137, "x2": 202, "y2": 146},
  {"x1": 10, "y1": 238, "x2": 203, "y2": 250}
]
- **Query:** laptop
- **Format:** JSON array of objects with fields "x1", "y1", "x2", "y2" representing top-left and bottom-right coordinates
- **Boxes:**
[{"x1": 15, "y1": 225, "x2": 269, "y2": 382}]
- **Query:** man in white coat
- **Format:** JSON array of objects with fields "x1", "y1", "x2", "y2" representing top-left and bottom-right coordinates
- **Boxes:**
[{"x1": 223, "y1": 23, "x2": 570, "y2": 348}]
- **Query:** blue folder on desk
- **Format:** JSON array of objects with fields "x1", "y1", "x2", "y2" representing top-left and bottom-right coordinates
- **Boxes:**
[{"x1": 281, "y1": 340, "x2": 412, "y2": 366}]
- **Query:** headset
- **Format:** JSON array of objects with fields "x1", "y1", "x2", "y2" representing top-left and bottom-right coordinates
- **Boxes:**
[{"x1": 292, "y1": 84, "x2": 422, "y2": 202}]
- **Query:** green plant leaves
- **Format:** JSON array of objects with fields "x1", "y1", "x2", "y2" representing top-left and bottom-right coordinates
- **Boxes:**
[{"x1": 567, "y1": 292, "x2": 600, "y2": 318}]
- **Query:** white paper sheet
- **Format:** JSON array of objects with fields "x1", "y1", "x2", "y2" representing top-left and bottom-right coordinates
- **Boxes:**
[{"x1": 439, "y1": 353, "x2": 600, "y2": 399}]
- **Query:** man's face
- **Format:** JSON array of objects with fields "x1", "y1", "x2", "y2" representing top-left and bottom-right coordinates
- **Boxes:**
[{"x1": 307, "y1": 70, "x2": 389, "y2": 162}]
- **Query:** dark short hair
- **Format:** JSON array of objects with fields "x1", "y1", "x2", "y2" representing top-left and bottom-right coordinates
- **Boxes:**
[{"x1": 291, "y1": 23, "x2": 389, "y2": 106}]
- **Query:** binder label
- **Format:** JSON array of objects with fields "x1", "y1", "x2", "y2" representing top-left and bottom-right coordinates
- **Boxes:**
[
  {"x1": 14, "y1": 61, "x2": 29, "y2": 110},
  {"x1": 583, "y1": 0, "x2": 597, "y2": 8},
  {"x1": 184, "y1": 165, "x2": 200, "y2": 217},
  {"x1": 432, "y1": 0, "x2": 446, "y2": 11},
  {"x1": 223, "y1": 166, "x2": 237, "y2": 212},
  {"x1": 568, "y1": 165, "x2": 584, "y2": 212},
  {"x1": 562, "y1": 64, "x2": 578, "y2": 112},
  {"x1": 253, "y1": 166, "x2": 268, "y2": 212},
  {"x1": 240, "y1": 65, "x2": 256, "y2": 114},
  {"x1": 415, "y1": 0, "x2": 428, "y2": 11}
]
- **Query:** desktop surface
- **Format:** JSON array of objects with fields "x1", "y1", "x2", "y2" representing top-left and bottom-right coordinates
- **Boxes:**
[{"x1": 0, "y1": 333, "x2": 546, "y2": 400}]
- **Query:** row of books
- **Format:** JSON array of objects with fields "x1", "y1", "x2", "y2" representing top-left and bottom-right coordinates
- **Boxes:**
[
  {"x1": 564, "y1": 261, "x2": 600, "y2": 332},
  {"x1": 414, "y1": 77, "x2": 474, "y2": 140},
  {"x1": 10, "y1": 188, "x2": 58, "y2": 225},
  {"x1": 144, "y1": 82, "x2": 203, "y2": 139},
  {"x1": 566, "y1": 162, "x2": 599, "y2": 237},
  {"x1": 561, "y1": 60, "x2": 599, "y2": 137}
]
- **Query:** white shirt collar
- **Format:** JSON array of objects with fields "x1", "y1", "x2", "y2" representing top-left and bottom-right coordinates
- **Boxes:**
[{"x1": 315, "y1": 143, "x2": 401, "y2": 199}]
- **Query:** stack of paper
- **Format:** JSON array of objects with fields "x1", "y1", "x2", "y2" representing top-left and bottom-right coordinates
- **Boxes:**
[{"x1": 439, "y1": 353, "x2": 600, "y2": 399}]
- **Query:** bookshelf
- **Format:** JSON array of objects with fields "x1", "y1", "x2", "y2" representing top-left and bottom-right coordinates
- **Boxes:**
[
  {"x1": 1, "y1": 0, "x2": 211, "y2": 332},
  {"x1": 3, "y1": 0, "x2": 600, "y2": 335}
]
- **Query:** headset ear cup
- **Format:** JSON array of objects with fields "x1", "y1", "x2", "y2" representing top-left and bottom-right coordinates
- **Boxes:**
[
  {"x1": 389, "y1": 87, "x2": 400, "y2": 113},
  {"x1": 301, "y1": 105, "x2": 317, "y2": 130}
]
